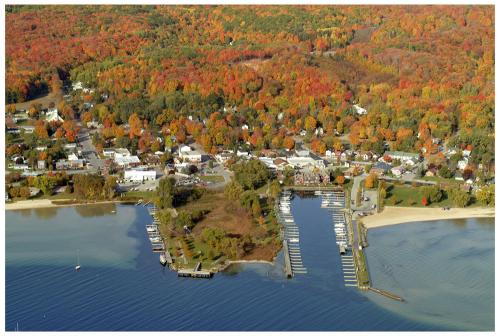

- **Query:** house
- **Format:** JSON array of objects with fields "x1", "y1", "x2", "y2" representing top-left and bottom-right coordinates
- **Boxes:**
[
  {"x1": 56, "y1": 159, "x2": 84, "y2": 170},
  {"x1": 72, "y1": 81, "x2": 84, "y2": 90},
  {"x1": 236, "y1": 150, "x2": 249, "y2": 157},
  {"x1": 357, "y1": 151, "x2": 373, "y2": 161},
  {"x1": 314, "y1": 127, "x2": 324, "y2": 136},
  {"x1": 295, "y1": 149, "x2": 310, "y2": 157},
  {"x1": 46, "y1": 108, "x2": 63, "y2": 123},
  {"x1": 457, "y1": 159, "x2": 468, "y2": 170},
  {"x1": 404, "y1": 158, "x2": 419, "y2": 166},
  {"x1": 68, "y1": 153, "x2": 79, "y2": 161},
  {"x1": 103, "y1": 149, "x2": 116, "y2": 157},
  {"x1": 178, "y1": 146, "x2": 203, "y2": 162},
  {"x1": 124, "y1": 169, "x2": 157, "y2": 182},
  {"x1": 462, "y1": 149, "x2": 472, "y2": 157},
  {"x1": 371, "y1": 162, "x2": 391, "y2": 176},
  {"x1": 455, "y1": 172, "x2": 464, "y2": 181},
  {"x1": 241, "y1": 124, "x2": 249, "y2": 130},
  {"x1": 299, "y1": 130, "x2": 307, "y2": 136},
  {"x1": 425, "y1": 167, "x2": 437, "y2": 177},
  {"x1": 12, "y1": 113, "x2": 29, "y2": 123},
  {"x1": 19, "y1": 125, "x2": 35, "y2": 134},
  {"x1": 37, "y1": 160, "x2": 46, "y2": 170},
  {"x1": 7, "y1": 128, "x2": 20, "y2": 134},
  {"x1": 36, "y1": 146, "x2": 48, "y2": 151},
  {"x1": 384, "y1": 151, "x2": 419, "y2": 162},
  {"x1": 64, "y1": 143, "x2": 77, "y2": 151},
  {"x1": 353, "y1": 104, "x2": 367, "y2": 115},
  {"x1": 215, "y1": 152, "x2": 233, "y2": 164},
  {"x1": 391, "y1": 166, "x2": 404, "y2": 177}
]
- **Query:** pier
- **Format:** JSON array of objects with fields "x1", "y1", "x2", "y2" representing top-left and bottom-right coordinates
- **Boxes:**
[
  {"x1": 368, "y1": 287, "x2": 404, "y2": 302},
  {"x1": 320, "y1": 190, "x2": 358, "y2": 287},
  {"x1": 283, "y1": 240, "x2": 293, "y2": 278},
  {"x1": 177, "y1": 262, "x2": 213, "y2": 278},
  {"x1": 276, "y1": 190, "x2": 307, "y2": 277}
]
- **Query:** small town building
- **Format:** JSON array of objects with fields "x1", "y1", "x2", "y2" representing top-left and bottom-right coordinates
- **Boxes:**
[
  {"x1": 37, "y1": 160, "x2": 46, "y2": 170},
  {"x1": 46, "y1": 108, "x2": 64, "y2": 123},
  {"x1": 391, "y1": 166, "x2": 404, "y2": 177},
  {"x1": 353, "y1": 104, "x2": 367, "y2": 115},
  {"x1": 20, "y1": 125, "x2": 35, "y2": 133},
  {"x1": 384, "y1": 151, "x2": 419, "y2": 162},
  {"x1": 124, "y1": 169, "x2": 157, "y2": 182}
]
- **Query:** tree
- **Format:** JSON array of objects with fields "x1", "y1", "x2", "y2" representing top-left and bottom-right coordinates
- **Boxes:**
[
  {"x1": 448, "y1": 187, "x2": 470, "y2": 208},
  {"x1": 475, "y1": 185, "x2": 494, "y2": 206},
  {"x1": 364, "y1": 173, "x2": 378, "y2": 189},
  {"x1": 421, "y1": 186, "x2": 443, "y2": 204},
  {"x1": 157, "y1": 177, "x2": 176, "y2": 209},
  {"x1": 283, "y1": 137, "x2": 295, "y2": 151},
  {"x1": 335, "y1": 175, "x2": 345, "y2": 185},
  {"x1": 33, "y1": 175, "x2": 55, "y2": 195},
  {"x1": 438, "y1": 166, "x2": 453, "y2": 178},
  {"x1": 232, "y1": 159, "x2": 270, "y2": 190},
  {"x1": 103, "y1": 176, "x2": 117, "y2": 199},
  {"x1": 421, "y1": 197, "x2": 428, "y2": 206},
  {"x1": 304, "y1": 116, "x2": 317, "y2": 133}
]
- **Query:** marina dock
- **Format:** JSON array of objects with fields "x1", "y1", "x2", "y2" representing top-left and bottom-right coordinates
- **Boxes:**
[
  {"x1": 276, "y1": 191, "x2": 307, "y2": 277},
  {"x1": 319, "y1": 190, "x2": 358, "y2": 287}
]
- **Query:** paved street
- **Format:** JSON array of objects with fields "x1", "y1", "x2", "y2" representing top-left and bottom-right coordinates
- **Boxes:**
[{"x1": 77, "y1": 126, "x2": 104, "y2": 172}]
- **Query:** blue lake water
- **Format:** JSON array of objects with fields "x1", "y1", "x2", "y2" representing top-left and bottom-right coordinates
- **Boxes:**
[{"x1": 5, "y1": 197, "x2": 494, "y2": 331}]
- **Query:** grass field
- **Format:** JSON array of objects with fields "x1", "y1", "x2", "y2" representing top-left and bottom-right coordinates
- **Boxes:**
[
  {"x1": 198, "y1": 175, "x2": 225, "y2": 183},
  {"x1": 382, "y1": 183, "x2": 483, "y2": 208}
]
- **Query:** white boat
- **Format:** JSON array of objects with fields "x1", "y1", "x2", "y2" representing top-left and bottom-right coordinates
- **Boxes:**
[
  {"x1": 160, "y1": 253, "x2": 167, "y2": 266},
  {"x1": 289, "y1": 238, "x2": 300, "y2": 243},
  {"x1": 150, "y1": 236, "x2": 162, "y2": 243},
  {"x1": 146, "y1": 226, "x2": 157, "y2": 232},
  {"x1": 75, "y1": 249, "x2": 81, "y2": 271}
]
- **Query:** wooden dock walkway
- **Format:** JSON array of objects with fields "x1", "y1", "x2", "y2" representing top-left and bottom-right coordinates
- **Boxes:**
[
  {"x1": 368, "y1": 287, "x2": 404, "y2": 302},
  {"x1": 283, "y1": 240, "x2": 293, "y2": 278}
]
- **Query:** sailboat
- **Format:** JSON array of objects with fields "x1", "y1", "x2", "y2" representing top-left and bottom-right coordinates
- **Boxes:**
[{"x1": 75, "y1": 249, "x2": 81, "y2": 271}]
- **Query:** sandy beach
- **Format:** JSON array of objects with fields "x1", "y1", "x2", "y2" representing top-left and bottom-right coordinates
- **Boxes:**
[
  {"x1": 362, "y1": 206, "x2": 495, "y2": 229},
  {"x1": 5, "y1": 199, "x2": 127, "y2": 211}
]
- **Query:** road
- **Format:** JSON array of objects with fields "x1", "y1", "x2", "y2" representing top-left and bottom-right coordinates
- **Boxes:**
[
  {"x1": 350, "y1": 173, "x2": 378, "y2": 214},
  {"x1": 190, "y1": 141, "x2": 232, "y2": 189},
  {"x1": 77, "y1": 126, "x2": 104, "y2": 172}
]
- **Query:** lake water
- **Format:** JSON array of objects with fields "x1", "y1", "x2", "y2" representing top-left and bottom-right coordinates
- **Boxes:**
[{"x1": 5, "y1": 196, "x2": 494, "y2": 331}]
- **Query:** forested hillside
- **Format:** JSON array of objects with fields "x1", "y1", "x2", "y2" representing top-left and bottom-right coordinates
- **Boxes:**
[{"x1": 5, "y1": 5, "x2": 494, "y2": 165}]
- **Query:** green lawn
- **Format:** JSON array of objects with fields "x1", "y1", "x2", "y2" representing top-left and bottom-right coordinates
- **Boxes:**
[
  {"x1": 123, "y1": 190, "x2": 156, "y2": 201},
  {"x1": 383, "y1": 183, "x2": 483, "y2": 208},
  {"x1": 199, "y1": 175, "x2": 225, "y2": 183}
]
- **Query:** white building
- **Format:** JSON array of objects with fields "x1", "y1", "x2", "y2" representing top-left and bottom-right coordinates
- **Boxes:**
[
  {"x1": 124, "y1": 169, "x2": 156, "y2": 182},
  {"x1": 46, "y1": 108, "x2": 63, "y2": 123},
  {"x1": 287, "y1": 156, "x2": 325, "y2": 169},
  {"x1": 457, "y1": 159, "x2": 468, "y2": 170},
  {"x1": 115, "y1": 155, "x2": 141, "y2": 168},
  {"x1": 391, "y1": 166, "x2": 404, "y2": 177},
  {"x1": 353, "y1": 104, "x2": 367, "y2": 115}
]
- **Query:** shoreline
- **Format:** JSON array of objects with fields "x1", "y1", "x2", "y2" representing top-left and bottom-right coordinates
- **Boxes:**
[
  {"x1": 5, "y1": 199, "x2": 132, "y2": 211},
  {"x1": 362, "y1": 206, "x2": 495, "y2": 229}
]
